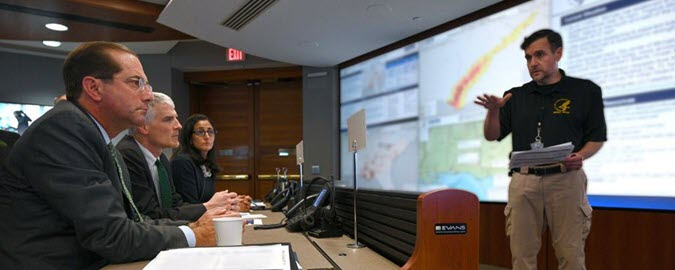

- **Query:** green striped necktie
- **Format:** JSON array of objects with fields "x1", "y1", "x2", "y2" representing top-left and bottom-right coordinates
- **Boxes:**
[
  {"x1": 108, "y1": 143, "x2": 144, "y2": 222},
  {"x1": 155, "y1": 159, "x2": 173, "y2": 208}
]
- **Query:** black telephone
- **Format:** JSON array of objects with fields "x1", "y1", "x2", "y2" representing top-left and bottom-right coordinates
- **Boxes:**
[
  {"x1": 270, "y1": 182, "x2": 297, "y2": 212},
  {"x1": 255, "y1": 176, "x2": 341, "y2": 236},
  {"x1": 265, "y1": 167, "x2": 296, "y2": 211},
  {"x1": 286, "y1": 186, "x2": 330, "y2": 232},
  {"x1": 264, "y1": 185, "x2": 278, "y2": 202},
  {"x1": 284, "y1": 192, "x2": 319, "y2": 218},
  {"x1": 264, "y1": 175, "x2": 285, "y2": 202}
]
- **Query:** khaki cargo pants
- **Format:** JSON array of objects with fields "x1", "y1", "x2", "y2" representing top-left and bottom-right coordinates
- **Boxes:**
[{"x1": 505, "y1": 169, "x2": 593, "y2": 270}]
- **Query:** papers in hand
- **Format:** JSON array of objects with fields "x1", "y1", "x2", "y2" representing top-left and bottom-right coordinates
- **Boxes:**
[
  {"x1": 144, "y1": 244, "x2": 291, "y2": 270},
  {"x1": 509, "y1": 142, "x2": 574, "y2": 169}
]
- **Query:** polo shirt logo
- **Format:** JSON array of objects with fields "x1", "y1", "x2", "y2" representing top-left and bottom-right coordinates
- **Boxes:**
[{"x1": 553, "y1": 99, "x2": 571, "y2": 114}]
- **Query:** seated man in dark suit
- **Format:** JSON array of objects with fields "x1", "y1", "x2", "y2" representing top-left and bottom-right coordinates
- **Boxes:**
[
  {"x1": 0, "y1": 41, "x2": 234, "y2": 269},
  {"x1": 117, "y1": 92, "x2": 240, "y2": 221}
]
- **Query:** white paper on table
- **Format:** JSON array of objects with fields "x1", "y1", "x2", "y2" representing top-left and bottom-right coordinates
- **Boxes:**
[
  {"x1": 509, "y1": 142, "x2": 574, "y2": 169},
  {"x1": 240, "y1": 212, "x2": 268, "y2": 220},
  {"x1": 143, "y1": 244, "x2": 291, "y2": 270}
]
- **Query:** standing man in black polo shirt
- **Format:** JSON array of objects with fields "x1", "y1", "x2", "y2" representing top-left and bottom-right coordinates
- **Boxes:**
[{"x1": 475, "y1": 29, "x2": 607, "y2": 270}]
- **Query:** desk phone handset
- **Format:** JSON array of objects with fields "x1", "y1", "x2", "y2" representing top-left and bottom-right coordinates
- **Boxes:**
[
  {"x1": 265, "y1": 167, "x2": 295, "y2": 212},
  {"x1": 270, "y1": 182, "x2": 296, "y2": 212},
  {"x1": 286, "y1": 186, "x2": 330, "y2": 232}
]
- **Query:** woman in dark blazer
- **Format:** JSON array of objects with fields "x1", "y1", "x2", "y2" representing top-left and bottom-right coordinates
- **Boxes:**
[{"x1": 171, "y1": 114, "x2": 219, "y2": 203}]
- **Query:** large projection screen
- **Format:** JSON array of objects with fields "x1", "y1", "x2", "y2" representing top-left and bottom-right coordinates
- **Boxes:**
[{"x1": 339, "y1": 0, "x2": 675, "y2": 210}]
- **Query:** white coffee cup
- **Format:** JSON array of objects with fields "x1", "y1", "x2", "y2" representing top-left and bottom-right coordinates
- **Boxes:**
[{"x1": 213, "y1": 217, "x2": 243, "y2": 246}]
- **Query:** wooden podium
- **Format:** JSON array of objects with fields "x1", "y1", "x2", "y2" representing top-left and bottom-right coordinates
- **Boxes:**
[{"x1": 402, "y1": 189, "x2": 479, "y2": 270}]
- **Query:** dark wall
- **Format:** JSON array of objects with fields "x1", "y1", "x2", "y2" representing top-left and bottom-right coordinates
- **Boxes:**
[
  {"x1": 302, "y1": 67, "x2": 340, "y2": 180},
  {"x1": 137, "y1": 54, "x2": 173, "y2": 98},
  {"x1": 0, "y1": 51, "x2": 176, "y2": 106},
  {"x1": 171, "y1": 68, "x2": 188, "y2": 124},
  {"x1": 0, "y1": 51, "x2": 64, "y2": 105},
  {"x1": 0, "y1": 41, "x2": 291, "y2": 123}
]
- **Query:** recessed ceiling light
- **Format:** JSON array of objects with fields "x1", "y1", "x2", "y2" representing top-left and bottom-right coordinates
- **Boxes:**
[
  {"x1": 45, "y1": 23, "x2": 68, "y2": 31},
  {"x1": 42, "y1": 40, "x2": 62, "y2": 47}
]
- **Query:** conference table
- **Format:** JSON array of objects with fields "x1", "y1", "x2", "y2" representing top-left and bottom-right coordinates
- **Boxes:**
[{"x1": 104, "y1": 210, "x2": 400, "y2": 270}]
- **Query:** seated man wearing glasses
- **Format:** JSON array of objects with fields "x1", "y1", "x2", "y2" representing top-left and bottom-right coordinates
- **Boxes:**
[
  {"x1": 0, "y1": 42, "x2": 234, "y2": 269},
  {"x1": 117, "y1": 92, "x2": 241, "y2": 222}
]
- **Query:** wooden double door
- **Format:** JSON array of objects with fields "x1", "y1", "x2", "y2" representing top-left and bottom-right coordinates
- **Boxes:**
[{"x1": 187, "y1": 68, "x2": 303, "y2": 199}]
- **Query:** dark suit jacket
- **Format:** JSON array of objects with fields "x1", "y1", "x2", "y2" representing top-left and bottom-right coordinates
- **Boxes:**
[
  {"x1": 0, "y1": 101, "x2": 188, "y2": 270},
  {"x1": 172, "y1": 154, "x2": 215, "y2": 204},
  {"x1": 0, "y1": 130, "x2": 20, "y2": 164},
  {"x1": 116, "y1": 135, "x2": 206, "y2": 221}
]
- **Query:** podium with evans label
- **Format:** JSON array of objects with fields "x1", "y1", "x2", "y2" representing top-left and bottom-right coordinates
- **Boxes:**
[{"x1": 402, "y1": 189, "x2": 479, "y2": 270}]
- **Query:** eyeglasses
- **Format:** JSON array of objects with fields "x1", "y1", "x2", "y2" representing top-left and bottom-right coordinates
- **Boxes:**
[
  {"x1": 128, "y1": 77, "x2": 153, "y2": 92},
  {"x1": 96, "y1": 76, "x2": 153, "y2": 92},
  {"x1": 193, "y1": 129, "x2": 217, "y2": 137}
]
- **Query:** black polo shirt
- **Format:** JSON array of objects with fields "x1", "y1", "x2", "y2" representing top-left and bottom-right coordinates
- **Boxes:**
[{"x1": 498, "y1": 69, "x2": 607, "y2": 153}]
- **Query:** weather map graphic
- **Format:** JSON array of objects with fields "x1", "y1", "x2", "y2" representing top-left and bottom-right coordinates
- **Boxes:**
[
  {"x1": 340, "y1": 0, "x2": 675, "y2": 208},
  {"x1": 417, "y1": 0, "x2": 549, "y2": 201},
  {"x1": 447, "y1": 13, "x2": 539, "y2": 109}
]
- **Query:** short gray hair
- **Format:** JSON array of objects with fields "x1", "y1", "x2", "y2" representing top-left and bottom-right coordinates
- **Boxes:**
[{"x1": 129, "y1": 92, "x2": 175, "y2": 135}]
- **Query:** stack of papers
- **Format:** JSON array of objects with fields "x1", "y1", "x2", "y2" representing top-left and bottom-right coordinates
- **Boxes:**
[
  {"x1": 509, "y1": 142, "x2": 574, "y2": 169},
  {"x1": 143, "y1": 244, "x2": 291, "y2": 270}
]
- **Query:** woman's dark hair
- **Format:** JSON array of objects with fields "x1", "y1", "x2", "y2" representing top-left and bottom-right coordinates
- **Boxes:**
[{"x1": 174, "y1": 114, "x2": 220, "y2": 174}]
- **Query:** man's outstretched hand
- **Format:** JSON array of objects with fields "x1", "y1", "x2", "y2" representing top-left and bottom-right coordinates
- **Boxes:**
[{"x1": 474, "y1": 93, "x2": 512, "y2": 111}]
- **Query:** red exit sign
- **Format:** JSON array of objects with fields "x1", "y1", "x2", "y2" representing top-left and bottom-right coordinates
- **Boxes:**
[{"x1": 227, "y1": 48, "x2": 245, "y2": 61}]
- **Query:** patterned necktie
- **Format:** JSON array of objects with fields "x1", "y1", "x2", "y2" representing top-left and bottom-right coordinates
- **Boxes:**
[
  {"x1": 155, "y1": 159, "x2": 173, "y2": 209},
  {"x1": 108, "y1": 143, "x2": 144, "y2": 222}
]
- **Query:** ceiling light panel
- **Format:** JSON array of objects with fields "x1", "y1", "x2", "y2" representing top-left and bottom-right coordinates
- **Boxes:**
[
  {"x1": 42, "y1": 40, "x2": 62, "y2": 47},
  {"x1": 45, "y1": 23, "x2": 68, "y2": 31}
]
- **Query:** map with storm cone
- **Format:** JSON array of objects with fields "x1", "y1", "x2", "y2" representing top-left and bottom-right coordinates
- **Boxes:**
[
  {"x1": 417, "y1": 1, "x2": 548, "y2": 200},
  {"x1": 340, "y1": 0, "x2": 675, "y2": 209}
]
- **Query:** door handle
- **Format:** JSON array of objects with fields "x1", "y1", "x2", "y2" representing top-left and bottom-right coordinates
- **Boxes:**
[
  {"x1": 215, "y1": 174, "x2": 250, "y2": 181},
  {"x1": 257, "y1": 174, "x2": 301, "y2": 180}
]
